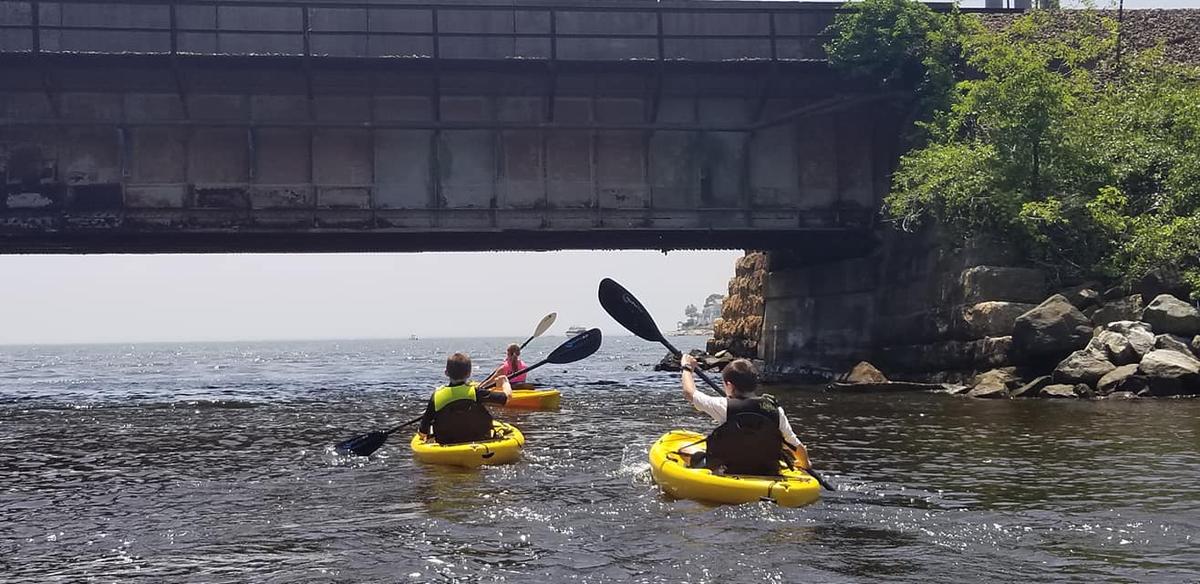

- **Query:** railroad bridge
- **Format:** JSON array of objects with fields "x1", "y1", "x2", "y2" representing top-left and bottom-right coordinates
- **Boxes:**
[{"x1": 0, "y1": 0, "x2": 946, "y2": 254}]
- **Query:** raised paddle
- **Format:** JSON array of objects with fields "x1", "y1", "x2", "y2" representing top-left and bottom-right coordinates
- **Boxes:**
[
  {"x1": 597, "y1": 277, "x2": 836, "y2": 492},
  {"x1": 521, "y1": 312, "x2": 558, "y2": 350},
  {"x1": 334, "y1": 327, "x2": 603, "y2": 457}
]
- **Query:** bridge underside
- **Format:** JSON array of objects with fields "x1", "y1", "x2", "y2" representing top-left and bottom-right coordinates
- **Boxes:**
[{"x1": 0, "y1": 1, "x2": 902, "y2": 254}]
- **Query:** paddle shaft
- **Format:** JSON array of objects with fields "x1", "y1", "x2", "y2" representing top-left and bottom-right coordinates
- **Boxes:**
[{"x1": 385, "y1": 414, "x2": 424, "y2": 436}]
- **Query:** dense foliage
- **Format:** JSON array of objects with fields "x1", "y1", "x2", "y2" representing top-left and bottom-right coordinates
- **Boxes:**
[{"x1": 827, "y1": 2, "x2": 1200, "y2": 297}]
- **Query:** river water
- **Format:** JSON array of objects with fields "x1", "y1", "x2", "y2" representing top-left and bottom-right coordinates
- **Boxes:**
[{"x1": 1, "y1": 337, "x2": 1197, "y2": 583}]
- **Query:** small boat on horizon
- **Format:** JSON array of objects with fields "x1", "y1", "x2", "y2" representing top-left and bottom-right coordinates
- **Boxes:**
[
  {"x1": 565, "y1": 326, "x2": 587, "y2": 336},
  {"x1": 409, "y1": 334, "x2": 419, "y2": 340}
]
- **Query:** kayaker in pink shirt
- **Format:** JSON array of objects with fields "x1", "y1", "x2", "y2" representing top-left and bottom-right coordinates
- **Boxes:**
[{"x1": 497, "y1": 343, "x2": 529, "y2": 384}]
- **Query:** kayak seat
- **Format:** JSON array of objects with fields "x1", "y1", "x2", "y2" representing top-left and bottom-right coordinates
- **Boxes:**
[
  {"x1": 432, "y1": 399, "x2": 494, "y2": 445},
  {"x1": 704, "y1": 412, "x2": 787, "y2": 476}
]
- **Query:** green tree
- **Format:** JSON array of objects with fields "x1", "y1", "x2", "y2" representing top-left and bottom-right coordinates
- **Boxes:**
[{"x1": 829, "y1": 2, "x2": 1200, "y2": 297}]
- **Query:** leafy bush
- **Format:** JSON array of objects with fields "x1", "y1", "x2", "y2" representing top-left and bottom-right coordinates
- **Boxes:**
[{"x1": 829, "y1": 1, "x2": 1200, "y2": 297}]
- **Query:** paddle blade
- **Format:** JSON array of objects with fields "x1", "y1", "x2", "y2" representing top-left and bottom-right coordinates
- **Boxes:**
[
  {"x1": 598, "y1": 278, "x2": 665, "y2": 344},
  {"x1": 531, "y1": 312, "x2": 557, "y2": 340},
  {"x1": 335, "y1": 431, "x2": 389, "y2": 457},
  {"x1": 546, "y1": 327, "x2": 603, "y2": 364}
]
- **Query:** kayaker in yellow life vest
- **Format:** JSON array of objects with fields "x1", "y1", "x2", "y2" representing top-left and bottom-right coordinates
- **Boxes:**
[
  {"x1": 418, "y1": 352, "x2": 512, "y2": 444},
  {"x1": 680, "y1": 354, "x2": 809, "y2": 475}
]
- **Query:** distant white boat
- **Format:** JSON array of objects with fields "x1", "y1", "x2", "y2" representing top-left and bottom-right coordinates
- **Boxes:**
[
  {"x1": 565, "y1": 326, "x2": 587, "y2": 336},
  {"x1": 409, "y1": 334, "x2": 419, "y2": 340}
]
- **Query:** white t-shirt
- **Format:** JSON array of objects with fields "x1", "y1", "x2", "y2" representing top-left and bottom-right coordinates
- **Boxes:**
[{"x1": 691, "y1": 392, "x2": 803, "y2": 448}]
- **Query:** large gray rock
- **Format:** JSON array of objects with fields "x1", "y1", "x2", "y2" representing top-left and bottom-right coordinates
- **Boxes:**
[
  {"x1": 1155, "y1": 334, "x2": 1194, "y2": 356},
  {"x1": 1011, "y1": 375, "x2": 1052, "y2": 398},
  {"x1": 1138, "y1": 349, "x2": 1200, "y2": 395},
  {"x1": 960, "y1": 266, "x2": 1048, "y2": 304},
  {"x1": 1193, "y1": 335, "x2": 1200, "y2": 358},
  {"x1": 1097, "y1": 321, "x2": 1156, "y2": 359},
  {"x1": 1091, "y1": 295, "x2": 1143, "y2": 327},
  {"x1": 1053, "y1": 349, "x2": 1116, "y2": 384},
  {"x1": 1141, "y1": 294, "x2": 1200, "y2": 336},
  {"x1": 1096, "y1": 364, "x2": 1139, "y2": 394},
  {"x1": 967, "y1": 368, "x2": 1017, "y2": 398},
  {"x1": 845, "y1": 361, "x2": 887, "y2": 384},
  {"x1": 1040, "y1": 384, "x2": 1085, "y2": 398},
  {"x1": 1087, "y1": 331, "x2": 1138, "y2": 365},
  {"x1": 1013, "y1": 295, "x2": 1093, "y2": 360},
  {"x1": 1061, "y1": 282, "x2": 1102, "y2": 309},
  {"x1": 960, "y1": 302, "x2": 1036, "y2": 339}
]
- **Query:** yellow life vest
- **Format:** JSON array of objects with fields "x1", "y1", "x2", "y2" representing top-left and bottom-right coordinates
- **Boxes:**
[{"x1": 432, "y1": 382, "x2": 477, "y2": 412}]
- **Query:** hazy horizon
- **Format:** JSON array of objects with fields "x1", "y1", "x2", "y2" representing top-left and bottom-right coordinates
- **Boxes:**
[{"x1": 0, "y1": 250, "x2": 742, "y2": 345}]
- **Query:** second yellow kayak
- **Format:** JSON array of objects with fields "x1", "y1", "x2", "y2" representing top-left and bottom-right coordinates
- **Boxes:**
[
  {"x1": 410, "y1": 421, "x2": 524, "y2": 467},
  {"x1": 503, "y1": 388, "x2": 561, "y2": 410},
  {"x1": 648, "y1": 430, "x2": 820, "y2": 507}
]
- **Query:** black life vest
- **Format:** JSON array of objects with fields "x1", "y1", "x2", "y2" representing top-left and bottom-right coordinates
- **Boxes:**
[
  {"x1": 705, "y1": 395, "x2": 787, "y2": 476},
  {"x1": 431, "y1": 388, "x2": 494, "y2": 445}
]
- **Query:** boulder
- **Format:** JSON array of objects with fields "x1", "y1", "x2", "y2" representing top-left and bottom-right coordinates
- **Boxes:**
[
  {"x1": 960, "y1": 301, "x2": 1036, "y2": 339},
  {"x1": 1155, "y1": 334, "x2": 1194, "y2": 356},
  {"x1": 1052, "y1": 349, "x2": 1116, "y2": 384},
  {"x1": 1139, "y1": 349, "x2": 1200, "y2": 380},
  {"x1": 1194, "y1": 335, "x2": 1200, "y2": 358},
  {"x1": 1040, "y1": 384, "x2": 1084, "y2": 398},
  {"x1": 1134, "y1": 268, "x2": 1191, "y2": 303},
  {"x1": 1141, "y1": 294, "x2": 1200, "y2": 336},
  {"x1": 1138, "y1": 349, "x2": 1200, "y2": 396},
  {"x1": 1097, "y1": 321, "x2": 1156, "y2": 359},
  {"x1": 845, "y1": 361, "x2": 888, "y2": 384},
  {"x1": 967, "y1": 368, "x2": 1016, "y2": 399},
  {"x1": 960, "y1": 266, "x2": 1048, "y2": 304},
  {"x1": 1011, "y1": 375, "x2": 1052, "y2": 398},
  {"x1": 1012, "y1": 295, "x2": 1093, "y2": 360},
  {"x1": 1060, "y1": 282, "x2": 1102, "y2": 309},
  {"x1": 1113, "y1": 375, "x2": 1150, "y2": 394},
  {"x1": 1087, "y1": 331, "x2": 1138, "y2": 365},
  {"x1": 1096, "y1": 364, "x2": 1139, "y2": 394},
  {"x1": 1091, "y1": 295, "x2": 1144, "y2": 327},
  {"x1": 1102, "y1": 285, "x2": 1130, "y2": 301}
]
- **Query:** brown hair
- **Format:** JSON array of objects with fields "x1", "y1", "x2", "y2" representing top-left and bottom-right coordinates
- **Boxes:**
[
  {"x1": 445, "y1": 352, "x2": 472, "y2": 381},
  {"x1": 722, "y1": 359, "x2": 758, "y2": 395},
  {"x1": 506, "y1": 343, "x2": 521, "y2": 371}
]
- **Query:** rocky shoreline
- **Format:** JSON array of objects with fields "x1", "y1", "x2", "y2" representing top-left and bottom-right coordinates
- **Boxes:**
[{"x1": 836, "y1": 289, "x2": 1200, "y2": 399}]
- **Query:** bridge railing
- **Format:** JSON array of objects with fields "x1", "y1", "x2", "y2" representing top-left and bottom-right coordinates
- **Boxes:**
[{"x1": 0, "y1": 0, "x2": 870, "y2": 62}]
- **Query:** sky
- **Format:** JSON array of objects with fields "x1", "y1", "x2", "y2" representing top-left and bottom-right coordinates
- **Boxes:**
[{"x1": 0, "y1": 251, "x2": 742, "y2": 345}]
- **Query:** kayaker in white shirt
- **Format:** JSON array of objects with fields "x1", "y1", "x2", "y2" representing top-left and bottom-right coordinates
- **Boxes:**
[{"x1": 680, "y1": 354, "x2": 808, "y2": 459}]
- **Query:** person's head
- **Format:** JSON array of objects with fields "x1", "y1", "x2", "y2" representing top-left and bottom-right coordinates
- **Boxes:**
[
  {"x1": 445, "y1": 352, "x2": 472, "y2": 382},
  {"x1": 506, "y1": 343, "x2": 521, "y2": 359},
  {"x1": 721, "y1": 359, "x2": 758, "y2": 397}
]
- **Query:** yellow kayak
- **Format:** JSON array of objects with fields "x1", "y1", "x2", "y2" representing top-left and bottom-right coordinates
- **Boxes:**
[
  {"x1": 502, "y1": 388, "x2": 561, "y2": 410},
  {"x1": 410, "y1": 421, "x2": 524, "y2": 468},
  {"x1": 648, "y1": 430, "x2": 821, "y2": 507}
]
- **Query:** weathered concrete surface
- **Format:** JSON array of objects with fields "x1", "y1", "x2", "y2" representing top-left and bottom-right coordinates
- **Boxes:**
[{"x1": 0, "y1": 15, "x2": 894, "y2": 253}]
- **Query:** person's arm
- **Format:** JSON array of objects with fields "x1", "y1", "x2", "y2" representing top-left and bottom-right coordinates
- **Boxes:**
[
  {"x1": 777, "y1": 407, "x2": 806, "y2": 453},
  {"x1": 495, "y1": 374, "x2": 513, "y2": 399},
  {"x1": 680, "y1": 354, "x2": 700, "y2": 403},
  {"x1": 418, "y1": 397, "x2": 436, "y2": 437}
]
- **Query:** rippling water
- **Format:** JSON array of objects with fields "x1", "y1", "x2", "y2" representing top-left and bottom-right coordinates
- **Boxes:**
[{"x1": 2, "y1": 337, "x2": 1198, "y2": 582}]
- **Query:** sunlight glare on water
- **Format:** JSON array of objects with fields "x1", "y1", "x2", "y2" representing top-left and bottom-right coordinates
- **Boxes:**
[{"x1": 1, "y1": 337, "x2": 1198, "y2": 582}]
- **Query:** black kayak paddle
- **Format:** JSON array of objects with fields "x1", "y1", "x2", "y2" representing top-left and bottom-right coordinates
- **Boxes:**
[
  {"x1": 597, "y1": 277, "x2": 836, "y2": 491},
  {"x1": 334, "y1": 327, "x2": 603, "y2": 457}
]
